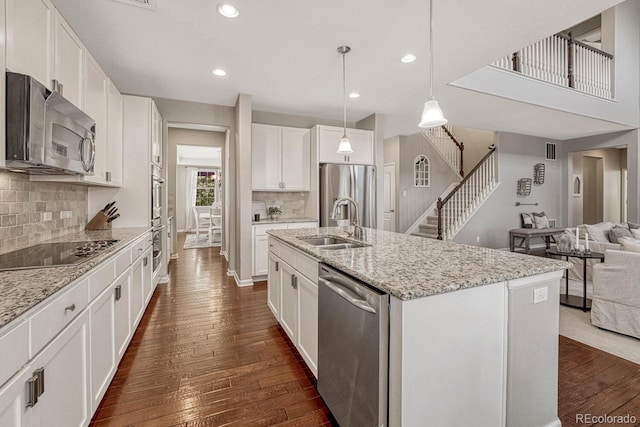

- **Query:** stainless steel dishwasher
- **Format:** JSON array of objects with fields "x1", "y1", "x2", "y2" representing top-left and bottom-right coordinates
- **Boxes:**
[{"x1": 317, "y1": 264, "x2": 389, "y2": 427}]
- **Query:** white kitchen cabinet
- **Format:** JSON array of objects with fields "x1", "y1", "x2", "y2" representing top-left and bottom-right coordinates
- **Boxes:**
[
  {"x1": 315, "y1": 125, "x2": 374, "y2": 165},
  {"x1": 297, "y1": 274, "x2": 318, "y2": 376},
  {"x1": 252, "y1": 124, "x2": 283, "y2": 190},
  {"x1": 130, "y1": 254, "x2": 145, "y2": 328},
  {"x1": 53, "y1": 10, "x2": 84, "y2": 108},
  {"x1": 0, "y1": 0, "x2": 6, "y2": 169},
  {"x1": 252, "y1": 124, "x2": 310, "y2": 191},
  {"x1": 0, "y1": 367, "x2": 31, "y2": 427},
  {"x1": 143, "y1": 246, "x2": 154, "y2": 304},
  {"x1": 6, "y1": 0, "x2": 55, "y2": 89},
  {"x1": 84, "y1": 52, "x2": 108, "y2": 184},
  {"x1": 267, "y1": 253, "x2": 281, "y2": 320},
  {"x1": 0, "y1": 321, "x2": 29, "y2": 388},
  {"x1": 280, "y1": 262, "x2": 298, "y2": 343},
  {"x1": 89, "y1": 283, "x2": 116, "y2": 412},
  {"x1": 106, "y1": 79, "x2": 124, "y2": 186},
  {"x1": 113, "y1": 273, "x2": 131, "y2": 360},
  {"x1": 252, "y1": 222, "x2": 316, "y2": 276},
  {"x1": 29, "y1": 310, "x2": 91, "y2": 427},
  {"x1": 151, "y1": 102, "x2": 162, "y2": 166}
]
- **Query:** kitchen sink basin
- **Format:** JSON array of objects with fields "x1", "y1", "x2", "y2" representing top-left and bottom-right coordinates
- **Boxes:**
[
  {"x1": 297, "y1": 236, "x2": 370, "y2": 250},
  {"x1": 297, "y1": 236, "x2": 351, "y2": 246}
]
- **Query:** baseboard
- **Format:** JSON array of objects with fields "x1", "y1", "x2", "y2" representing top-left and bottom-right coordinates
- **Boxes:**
[
  {"x1": 158, "y1": 275, "x2": 170, "y2": 284},
  {"x1": 233, "y1": 271, "x2": 254, "y2": 287},
  {"x1": 227, "y1": 269, "x2": 234, "y2": 277},
  {"x1": 543, "y1": 418, "x2": 561, "y2": 427},
  {"x1": 170, "y1": 253, "x2": 179, "y2": 260},
  {"x1": 220, "y1": 250, "x2": 228, "y2": 261}
]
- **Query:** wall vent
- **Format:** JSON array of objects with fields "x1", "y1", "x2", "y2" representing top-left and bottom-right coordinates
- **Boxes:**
[
  {"x1": 111, "y1": 0, "x2": 157, "y2": 10},
  {"x1": 545, "y1": 142, "x2": 557, "y2": 161}
]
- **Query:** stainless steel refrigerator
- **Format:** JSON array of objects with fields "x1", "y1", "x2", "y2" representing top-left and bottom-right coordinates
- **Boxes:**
[{"x1": 320, "y1": 163, "x2": 376, "y2": 228}]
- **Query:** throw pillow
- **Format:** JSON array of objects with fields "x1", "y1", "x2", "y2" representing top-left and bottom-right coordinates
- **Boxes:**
[
  {"x1": 629, "y1": 221, "x2": 640, "y2": 230},
  {"x1": 585, "y1": 222, "x2": 614, "y2": 243},
  {"x1": 556, "y1": 232, "x2": 574, "y2": 252},
  {"x1": 632, "y1": 229, "x2": 640, "y2": 239},
  {"x1": 608, "y1": 225, "x2": 633, "y2": 244},
  {"x1": 520, "y1": 213, "x2": 534, "y2": 229},
  {"x1": 619, "y1": 236, "x2": 640, "y2": 253},
  {"x1": 533, "y1": 212, "x2": 550, "y2": 229}
]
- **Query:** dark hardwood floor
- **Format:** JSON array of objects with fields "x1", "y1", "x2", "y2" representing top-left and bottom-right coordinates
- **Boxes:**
[{"x1": 92, "y1": 233, "x2": 640, "y2": 426}]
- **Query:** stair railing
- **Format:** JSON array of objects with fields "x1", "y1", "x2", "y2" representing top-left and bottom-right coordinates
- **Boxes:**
[
  {"x1": 436, "y1": 147, "x2": 496, "y2": 240},
  {"x1": 492, "y1": 32, "x2": 613, "y2": 99},
  {"x1": 423, "y1": 125, "x2": 465, "y2": 176}
]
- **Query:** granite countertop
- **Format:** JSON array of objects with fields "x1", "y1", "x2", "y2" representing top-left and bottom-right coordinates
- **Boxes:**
[
  {"x1": 0, "y1": 227, "x2": 151, "y2": 330},
  {"x1": 268, "y1": 227, "x2": 572, "y2": 301},
  {"x1": 252, "y1": 217, "x2": 317, "y2": 225}
]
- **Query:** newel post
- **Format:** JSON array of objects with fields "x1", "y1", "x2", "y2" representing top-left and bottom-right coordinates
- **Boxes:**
[{"x1": 436, "y1": 198, "x2": 443, "y2": 240}]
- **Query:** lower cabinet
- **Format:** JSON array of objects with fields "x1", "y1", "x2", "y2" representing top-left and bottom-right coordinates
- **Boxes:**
[
  {"x1": 253, "y1": 222, "x2": 317, "y2": 276},
  {"x1": 280, "y1": 261, "x2": 298, "y2": 343},
  {"x1": 267, "y1": 253, "x2": 281, "y2": 320},
  {"x1": 268, "y1": 238, "x2": 319, "y2": 377},
  {"x1": 30, "y1": 310, "x2": 91, "y2": 427},
  {"x1": 0, "y1": 232, "x2": 155, "y2": 427}
]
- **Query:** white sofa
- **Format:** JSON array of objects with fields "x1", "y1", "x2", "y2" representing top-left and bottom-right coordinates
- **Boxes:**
[{"x1": 591, "y1": 249, "x2": 640, "y2": 339}]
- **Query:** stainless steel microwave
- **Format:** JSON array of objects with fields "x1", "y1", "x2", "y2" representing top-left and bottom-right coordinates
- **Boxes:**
[{"x1": 5, "y1": 72, "x2": 96, "y2": 175}]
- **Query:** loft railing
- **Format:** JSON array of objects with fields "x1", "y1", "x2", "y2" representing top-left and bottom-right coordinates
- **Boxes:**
[
  {"x1": 492, "y1": 33, "x2": 613, "y2": 99},
  {"x1": 423, "y1": 125, "x2": 465, "y2": 177},
  {"x1": 436, "y1": 147, "x2": 496, "y2": 240}
]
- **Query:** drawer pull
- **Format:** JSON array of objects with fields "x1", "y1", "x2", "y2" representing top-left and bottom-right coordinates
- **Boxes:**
[
  {"x1": 275, "y1": 261, "x2": 279, "y2": 272},
  {"x1": 115, "y1": 285, "x2": 122, "y2": 301},
  {"x1": 64, "y1": 304, "x2": 76, "y2": 313},
  {"x1": 143, "y1": 257, "x2": 148, "y2": 267},
  {"x1": 26, "y1": 375, "x2": 39, "y2": 408},
  {"x1": 34, "y1": 368, "x2": 45, "y2": 397}
]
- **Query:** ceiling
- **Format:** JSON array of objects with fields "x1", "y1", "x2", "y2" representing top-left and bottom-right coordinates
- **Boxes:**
[{"x1": 52, "y1": 0, "x2": 627, "y2": 139}]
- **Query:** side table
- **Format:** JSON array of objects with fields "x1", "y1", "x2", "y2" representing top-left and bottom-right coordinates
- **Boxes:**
[{"x1": 546, "y1": 249, "x2": 605, "y2": 312}]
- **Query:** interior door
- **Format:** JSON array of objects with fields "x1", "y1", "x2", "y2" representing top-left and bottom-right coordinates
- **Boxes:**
[{"x1": 383, "y1": 163, "x2": 396, "y2": 232}]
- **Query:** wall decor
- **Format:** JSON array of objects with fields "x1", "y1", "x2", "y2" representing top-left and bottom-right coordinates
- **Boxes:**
[
  {"x1": 517, "y1": 178, "x2": 532, "y2": 197},
  {"x1": 534, "y1": 163, "x2": 545, "y2": 185},
  {"x1": 572, "y1": 175, "x2": 582, "y2": 197}
]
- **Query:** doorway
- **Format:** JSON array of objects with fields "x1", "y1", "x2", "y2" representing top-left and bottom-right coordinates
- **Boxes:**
[
  {"x1": 583, "y1": 156, "x2": 603, "y2": 224},
  {"x1": 383, "y1": 163, "x2": 396, "y2": 232}
]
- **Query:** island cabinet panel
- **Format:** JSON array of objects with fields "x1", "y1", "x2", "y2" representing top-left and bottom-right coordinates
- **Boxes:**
[
  {"x1": 297, "y1": 274, "x2": 318, "y2": 377},
  {"x1": 388, "y1": 281, "x2": 507, "y2": 427},
  {"x1": 267, "y1": 253, "x2": 281, "y2": 320},
  {"x1": 279, "y1": 262, "x2": 298, "y2": 343}
]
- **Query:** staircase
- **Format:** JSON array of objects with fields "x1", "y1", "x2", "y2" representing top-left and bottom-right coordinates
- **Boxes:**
[
  {"x1": 423, "y1": 125, "x2": 464, "y2": 177},
  {"x1": 412, "y1": 146, "x2": 499, "y2": 240}
]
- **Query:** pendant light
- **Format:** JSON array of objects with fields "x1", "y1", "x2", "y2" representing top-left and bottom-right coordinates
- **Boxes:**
[
  {"x1": 418, "y1": 0, "x2": 447, "y2": 128},
  {"x1": 336, "y1": 45, "x2": 354, "y2": 154}
]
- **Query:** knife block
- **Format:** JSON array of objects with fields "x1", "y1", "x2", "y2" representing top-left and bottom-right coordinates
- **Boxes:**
[{"x1": 85, "y1": 211, "x2": 112, "y2": 230}]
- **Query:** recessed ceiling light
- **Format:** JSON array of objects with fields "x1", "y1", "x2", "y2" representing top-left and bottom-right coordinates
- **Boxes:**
[
  {"x1": 217, "y1": 4, "x2": 239, "y2": 18},
  {"x1": 401, "y1": 54, "x2": 417, "y2": 63},
  {"x1": 348, "y1": 92, "x2": 360, "y2": 99},
  {"x1": 212, "y1": 69, "x2": 227, "y2": 77}
]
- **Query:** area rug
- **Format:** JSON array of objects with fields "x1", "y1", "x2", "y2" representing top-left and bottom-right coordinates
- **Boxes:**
[
  {"x1": 559, "y1": 305, "x2": 640, "y2": 364},
  {"x1": 182, "y1": 233, "x2": 221, "y2": 249}
]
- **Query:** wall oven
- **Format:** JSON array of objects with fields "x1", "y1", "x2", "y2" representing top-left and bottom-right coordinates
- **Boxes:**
[{"x1": 151, "y1": 166, "x2": 163, "y2": 224}]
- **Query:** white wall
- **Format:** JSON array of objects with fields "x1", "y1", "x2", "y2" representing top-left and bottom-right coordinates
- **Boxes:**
[
  {"x1": 235, "y1": 94, "x2": 253, "y2": 284},
  {"x1": 455, "y1": 132, "x2": 563, "y2": 248}
]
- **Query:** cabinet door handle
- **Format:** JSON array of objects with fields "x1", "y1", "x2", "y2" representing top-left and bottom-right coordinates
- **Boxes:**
[
  {"x1": 115, "y1": 285, "x2": 122, "y2": 301},
  {"x1": 26, "y1": 376, "x2": 39, "y2": 408},
  {"x1": 291, "y1": 275, "x2": 298, "y2": 289},
  {"x1": 34, "y1": 368, "x2": 45, "y2": 397},
  {"x1": 64, "y1": 304, "x2": 76, "y2": 313},
  {"x1": 105, "y1": 171, "x2": 112, "y2": 182},
  {"x1": 143, "y1": 257, "x2": 148, "y2": 266},
  {"x1": 275, "y1": 261, "x2": 279, "y2": 272}
]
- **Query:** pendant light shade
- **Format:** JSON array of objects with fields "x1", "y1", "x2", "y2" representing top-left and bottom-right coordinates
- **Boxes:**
[
  {"x1": 336, "y1": 45, "x2": 353, "y2": 154},
  {"x1": 418, "y1": 0, "x2": 447, "y2": 128},
  {"x1": 418, "y1": 97, "x2": 447, "y2": 128}
]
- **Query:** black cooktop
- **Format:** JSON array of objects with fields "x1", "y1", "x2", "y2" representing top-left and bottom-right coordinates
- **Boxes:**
[{"x1": 0, "y1": 240, "x2": 119, "y2": 271}]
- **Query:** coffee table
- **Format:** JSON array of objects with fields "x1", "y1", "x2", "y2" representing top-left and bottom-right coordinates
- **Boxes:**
[{"x1": 546, "y1": 249, "x2": 605, "y2": 312}]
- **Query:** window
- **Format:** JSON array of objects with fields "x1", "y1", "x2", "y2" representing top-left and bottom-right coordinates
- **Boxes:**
[
  {"x1": 414, "y1": 155, "x2": 430, "y2": 187},
  {"x1": 195, "y1": 170, "x2": 219, "y2": 206}
]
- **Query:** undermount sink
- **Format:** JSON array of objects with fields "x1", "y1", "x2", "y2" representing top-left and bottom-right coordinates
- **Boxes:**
[{"x1": 297, "y1": 235, "x2": 370, "y2": 250}]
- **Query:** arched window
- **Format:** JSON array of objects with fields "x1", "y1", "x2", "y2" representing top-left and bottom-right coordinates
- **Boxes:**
[{"x1": 414, "y1": 155, "x2": 430, "y2": 187}]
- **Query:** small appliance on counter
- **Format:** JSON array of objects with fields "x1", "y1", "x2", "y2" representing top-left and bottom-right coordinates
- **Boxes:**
[
  {"x1": 252, "y1": 201, "x2": 267, "y2": 222},
  {"x1": 86, "y1": 201, "x2": 119, "y2": 230}
]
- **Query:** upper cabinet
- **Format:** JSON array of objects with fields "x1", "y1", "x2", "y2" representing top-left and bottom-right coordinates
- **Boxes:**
[
  {"x1": 252, "y1": 123, "x2": 310, "y2": 191},
  {"x1": 314, "y1": 125, "x2": 374, "y2": 165},
  {"x1": 83, "y1": 52, "x2": 108, "y2": 184},
  {"x1": 6, "y1": 0, "x2": 55, "y2": 90},
  {"x1": 150, "y1": 102, "x2": 162, "y2": 167},
  {"x1": 53, "y1": 11, "x2": 84, "y2": 109},
  {"x1": 107, "y1": 80, "x2": 124, "y2": 186}
]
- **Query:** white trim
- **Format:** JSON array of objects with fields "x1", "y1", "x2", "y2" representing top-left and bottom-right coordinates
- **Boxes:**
[
  {"x1": 413, "y1": 154, "x2": 431, "y2": 188},
  {"x1": 168, "y1": 122, "x2": 228, "y2": 132},
  {"x1": 158, "y1": 275, "x2": 170, "y2": 284},
  {"x1": 405, "y1": 183, "x2": 457, "y2": 234},
  {"x1": 233, "y1": 271, "x2": 254, "y2": 287},
  {"x1": 420, "y1": 132, "x2": 463, "y2": 179},
  {"x1": 220, "y1": 250, "x2": 228, "y2": 261}
]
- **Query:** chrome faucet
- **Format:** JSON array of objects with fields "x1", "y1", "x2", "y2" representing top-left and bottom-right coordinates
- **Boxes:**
[{"x1": 330, "y1": 196, "x2": 364, "y2": 240}]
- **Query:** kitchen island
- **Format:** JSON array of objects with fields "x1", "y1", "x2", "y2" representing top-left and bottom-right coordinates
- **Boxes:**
[{"x1": 267, "y1": 226, "x2": 570, "y2": 427}]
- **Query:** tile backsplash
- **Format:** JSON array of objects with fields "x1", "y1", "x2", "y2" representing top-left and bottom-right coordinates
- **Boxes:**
[
  {"x1": 252, "y1": 192, "x2": 308, "y2": 218},
  {"x1": 0, "y1": 170, "x2": 88, "y2": 255}
]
